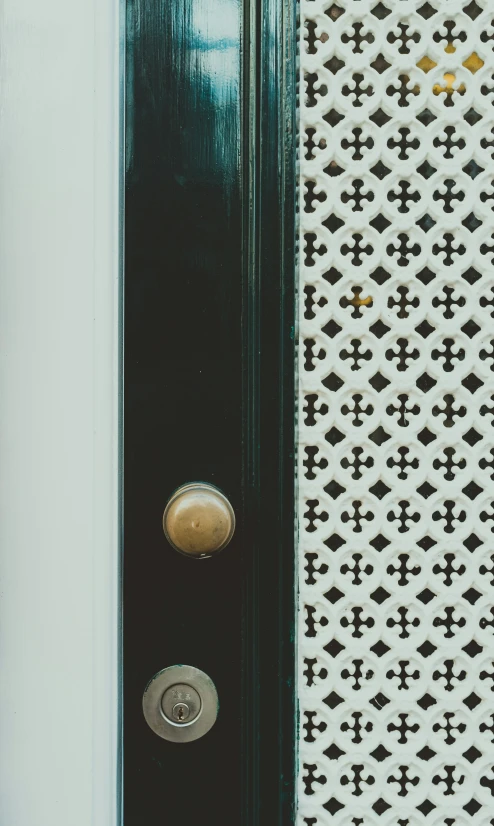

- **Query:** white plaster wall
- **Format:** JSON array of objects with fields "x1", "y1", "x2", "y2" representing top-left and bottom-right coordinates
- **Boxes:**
[{"x1": 0, "y1": 2, "x2": 120, "y2": 824}]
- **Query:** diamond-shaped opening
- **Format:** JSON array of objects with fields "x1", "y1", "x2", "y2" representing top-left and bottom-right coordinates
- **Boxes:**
[
  {"x1": 416, "y1": 372, "x2": 437, "y2": 393},
  {"x1": 370, "y1": 319, "x2": 391, "y2": 338},
  {"x1": 418, "y1": 427, "x2": 437, "y2": 445},
  {"x1": 463, "y1": 746, "x2": 482, "y2": 763},
  {"x1": 417, "y1": 640, "x2": 437, "y2": 658},
  {"x1": 370, "y1": 213, "x2": 391, "y2": 233},
  {"x1": 417, "y1": 799, "x2": 436, "y2": 815},
  {"x1": 369, "y1": 426, "x2": 391, "y2": 446},
  {"x1": 462, "y1": 639, "x2": 483, "y2": 658},
  {"x1": 464, "y1": 107, "x2": 482, "y2": 125},
  {"x1": 417, "y1": 588, "x2": 436, "y2": 604},
  {"x1": 326, "y1": 426, "x2": 345, "y2": 445},
  {"x1": 463, "y1": 691, "x2": 482, "y2": 709},
  {"x1": 464, "y1": 1, "x2": 482, "y2": 19},
  {"x1": 462, "y1": 267, "x2": 482, "y2": 285},
  {"x1": 463, "y1": 427, "x2": 483, "y2": 446},
  {"x1": 370, "y1": 267, "x2": 391, "y2": 286},
  {"x1": 417, "y1": 535, "x2": 437, "y2": 550},
  {"x1": 417, "y1": 482, "x2": 437, "y2": 499},
  {"x1": 371, "y1": 2, "x2": 392, "y2": 18},
  {"x1": 461, "y1": 319, "x2": 481, "y2": 338},
  {"x1": 324, "y1": 743, "x2": 346, "y2": 760},
  {"x1": 463, "y1": 797, "x2": 482, "y2": 815},
  {"x1": 416, "y1": 267, "x2": 436, "y2": 285},
  {"x1": 418, "y1": 160, "x2": 437, "y2": 179},
  {"x1": 322, "y1": 213, "x2": 344, "y2": 233},
  {"x1": 324, "y1": 533, "x2": 346, "y2": 551},
  {"x1": 416, "y1": 320, "x2": 435, "y2": 338},
  {"x1": 323, "y1": 108, "x2": 345, "y2": 127},
  {"x1": 369, "y1": 480, "x2": 391, "y2": 500},
  {"x1": 416, "y1": 213, "x2": 436, "y2": 233},
  {"x1": 462, "y1": 481, "x2": 483, "y2": 500},
  {"x1": 370, "y1": 744, "x2": 391, "y2": 762},
  {"x1": 463, "y1": 533, "x2": 483, "y2": 553},
  {"x1": 323, "y1": 267, "x2": 343, "y2": 286},
  {"x1": 324, "y1": 56, "x2": 345, "y2": 74},
  {"x1": 371, "y1": 639, "x2": 390, "y2": 657},
  {"x1": 371, "y1": 586, "x2": 391, "y2": 604},
  {"x1": 325, "y1": 586, "x2": 345, "y2": 604},
  {"x1": 462, "y1": 212, "x2": 482, "y2": 233},
  {"x1": 370, "y1": 160, "x2": 391, "y2": 179},
  {"x1": 462, "y1": 373, "x2": 484, "y2": 393},
  {"x1": 324, "y1": 691, "x2": 344, "y2": 709},
  {"x1": 369, "y1": 371, "x2": 391, "y2": 392},
  {"x1": 369, "y1": 108, "x2": 392, "y2": 127},
  {"x1": 370, "y1": 533, "x2": 391, "y2": 551},
  {"x1": 323, "y1": 160, "x2": 345, "y2": 177},
  {"x1": 463, "y1": 159, "x2": 485, "y2": 179},
  {"x1": 417, "y1": 746, "x2": 436, "y2": 761},
  {"x1": 370, "y1": 692, "x2": 390, "y2": 710},
  {"x1": 372, "y1": 797, "x2": 391, "y2": 814},
  {"x1": 417, "y1": 692, "x2": 437, "y2": 710},
  {"x1": 324, "y1": 480, "x2": 346, "y2": 500},
  {"x1": 322, "y1": 318, "x2": 342, "y2": 338},
  {"x1": 416, "y1": 108, "x2": 437, "y2": 126},
  {"x1": 417, "y1": 1, "x2": 437, "y2": 18},
  {"x1": 325, "y1": 638, "x2": 345, "y2": 657},
  {"x1": 324, "y1": 797, "x2": 345, "y2": 815},
  {"x1": 370, "y1": 54, "x2": 391, "y2": 74},
  {"x1": 325, "y1": 3, "x2": 345, "y2": 20},
  {"x1": 323, "y1": 372, "x2": 345, "y2": 392}
]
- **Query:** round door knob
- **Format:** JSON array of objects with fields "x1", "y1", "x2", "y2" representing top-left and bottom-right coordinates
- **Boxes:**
[{"x1": 163, "y1": 482, "x2": 235, "y2": 558}]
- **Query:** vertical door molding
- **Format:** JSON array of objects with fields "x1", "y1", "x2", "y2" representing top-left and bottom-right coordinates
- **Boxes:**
[{"x1": 242, "y1": 0, "x2": 298, "y2": 821}]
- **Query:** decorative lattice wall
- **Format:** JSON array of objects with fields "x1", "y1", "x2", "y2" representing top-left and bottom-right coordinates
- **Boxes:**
[{"x1": 298, "y1": 1, "x2": 494, "y2": 822}]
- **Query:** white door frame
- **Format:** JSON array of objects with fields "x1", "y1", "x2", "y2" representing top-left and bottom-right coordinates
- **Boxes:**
[{"x1": 0, "y1": 2, "x2": 121, "y2": 824}]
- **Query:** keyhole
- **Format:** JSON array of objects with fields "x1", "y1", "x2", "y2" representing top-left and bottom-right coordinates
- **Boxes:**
[{"x1": 171, "y1": 701, "x2": 191, "y2": 723}]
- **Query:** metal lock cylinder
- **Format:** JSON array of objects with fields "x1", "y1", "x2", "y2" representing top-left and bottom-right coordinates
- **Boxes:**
[{"x1": 142, "y1": 665, "x2": 219, "y2": 743}]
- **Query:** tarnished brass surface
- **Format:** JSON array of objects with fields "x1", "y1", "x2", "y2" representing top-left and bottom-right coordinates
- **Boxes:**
[{"x1": 163, "y1": 483, "x2": 235, "y2": 558}]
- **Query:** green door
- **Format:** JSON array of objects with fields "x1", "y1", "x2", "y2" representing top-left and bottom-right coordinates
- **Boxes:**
[{"x1": 123, "y1": 0, "x2": 296, "y2": 822}]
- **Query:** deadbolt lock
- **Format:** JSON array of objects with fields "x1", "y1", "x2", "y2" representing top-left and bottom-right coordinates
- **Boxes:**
[
  {"x1": 161, "y1": 682, "x2": 201, "y2": 725},
  {"x1": 142, "y1": 665, "x2": 219, "y2": 743},
  {"x1": 163, "y1": 482, "x2": 235, "y2": 558}
]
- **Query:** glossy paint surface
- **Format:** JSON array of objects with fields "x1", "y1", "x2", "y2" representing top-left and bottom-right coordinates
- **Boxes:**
[
  {"x1": 124, "y1": 0, "x2": 296, "y2": 819},
  {"x1": 124, "y1": 0, "x2": 242, "y2": 821}
]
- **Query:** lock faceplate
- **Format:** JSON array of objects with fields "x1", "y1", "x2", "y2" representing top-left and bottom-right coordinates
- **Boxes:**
[{"x1": 142, "y1": 665, "x2": 219, "y2": 743}]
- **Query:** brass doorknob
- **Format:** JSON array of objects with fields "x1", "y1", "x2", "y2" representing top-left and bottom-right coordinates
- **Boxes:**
[{"x1": 163, "y1": 482, "x2": 235, "y2": 558}]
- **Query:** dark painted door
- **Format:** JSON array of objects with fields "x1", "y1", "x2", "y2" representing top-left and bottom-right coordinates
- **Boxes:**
[{"x1": 123, "y1": 0, "x2": 296, "y2": 822}]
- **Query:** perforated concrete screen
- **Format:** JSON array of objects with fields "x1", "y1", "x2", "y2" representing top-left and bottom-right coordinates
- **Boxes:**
[{"x1": 298, "y1": 2, "x2": 494, "y2": 821}]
